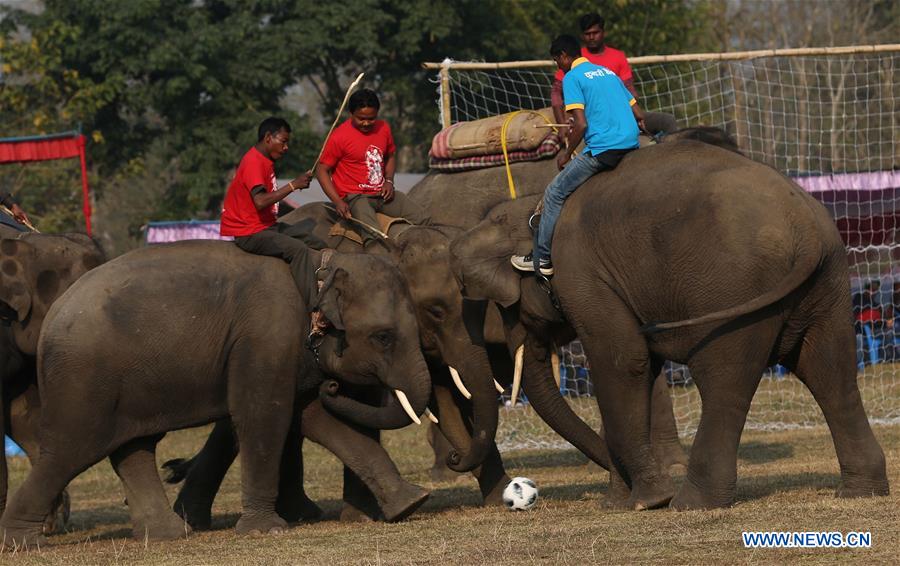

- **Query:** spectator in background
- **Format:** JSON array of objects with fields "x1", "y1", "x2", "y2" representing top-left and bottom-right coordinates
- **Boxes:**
[{"x1": 550, "y1": 13, "x2": 678, "y2": 139}]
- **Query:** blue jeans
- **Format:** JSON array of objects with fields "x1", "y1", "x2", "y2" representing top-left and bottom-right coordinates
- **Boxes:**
[{"x1": 534, "y1": 152, "x2": 610, "y2": 262}]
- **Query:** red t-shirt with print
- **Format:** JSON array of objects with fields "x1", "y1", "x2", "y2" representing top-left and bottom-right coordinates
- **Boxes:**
[
  {"x1": 554, "y1": 45, "x2": 633, "y2": 83},
  {"x1": 319, "y1": 119, "x2": 396, "y2": 198},
  {"x1": 220, "y1": 147, "x2": 278, "y2": 237}
]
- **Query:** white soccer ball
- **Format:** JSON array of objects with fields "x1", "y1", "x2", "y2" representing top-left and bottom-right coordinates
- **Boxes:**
[{"x1": 502, "y1": 477, "x2": 539, "y2": 511}]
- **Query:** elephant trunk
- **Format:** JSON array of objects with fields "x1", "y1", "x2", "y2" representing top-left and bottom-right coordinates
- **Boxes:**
[
  {"x1": 444, "y1": 345, "x2": 499, "y2": 473},
  {"x1": 520, "y1": 336, "x2": 611, "y2": 470},
  {"x1": 319, "y1": 359, "x2": 431, "y2": 430}
]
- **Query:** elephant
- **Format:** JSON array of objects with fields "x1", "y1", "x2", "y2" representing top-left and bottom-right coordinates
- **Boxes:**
[
  {"x1": 449, "y1": 133, "x2": 890, "y2": 510},
  {"x1": 406, "y1": 157, "x2": 688, "y2": 477},
  {"x1": 0, "y1": 241, "x2": 432, "y2": 547},
  {"x1": 0, "y1": 227, "x2": 105, "y2": 533},
  {"x1": 167, "y1": 205, "x2": 513, "y2": 526}
]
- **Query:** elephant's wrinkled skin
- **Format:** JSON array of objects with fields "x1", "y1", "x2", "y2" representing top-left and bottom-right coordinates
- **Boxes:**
[
  {"x1": 0, "y1": 228, "x2": 104, "y2": 533},
  {"x1": 0, "y1": 241, "x2": 431, "y2": 547},
  {"x1": 407, "y1": 158, "x2": 687, "y2": 477},
  {"x1": 170, "y1": 206, "x2": 510, "y2": 525},
  {"x1": 451, "y1": 139, "x2": 889, "y2": 510}
]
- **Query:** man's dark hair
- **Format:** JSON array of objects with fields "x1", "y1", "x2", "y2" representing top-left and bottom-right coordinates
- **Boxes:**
[
  {"x1": 579, "y1": 13, "x2": 605, "y2": 32},
  {"x1": 549, "y1": 35, "x2": 581, "y2": 58},
  {"x1": 257, "y1": 117, "x2": 291, "y2": 142},
  {"x1": 348, "y1": 88, "x2": 380, "y2": 113}
]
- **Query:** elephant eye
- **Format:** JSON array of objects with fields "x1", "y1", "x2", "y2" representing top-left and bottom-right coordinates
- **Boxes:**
[
  {"x1": 370, "y1": 329, "x2": 395, "y2": 350},
  {"x1": 426, "y1": 306, "x2": 445, "y2": 321}
]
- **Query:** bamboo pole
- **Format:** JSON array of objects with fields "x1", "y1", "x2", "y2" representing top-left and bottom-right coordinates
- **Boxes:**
[
  {"x1": 439, "y1": 65, "x2": 453, "y2": 129},
  {"x1": 422, "y1": 43, "x2": 900, "y2": 70}
]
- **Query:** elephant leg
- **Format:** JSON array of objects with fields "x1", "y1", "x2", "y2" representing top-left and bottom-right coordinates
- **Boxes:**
[
  {"x1": 7, "y1": 383, "x2": 70, "y2": 535},
  {"x1": 559, "y1": 295, "x2": 673, "y2": 510},
  {"x1": 432, "y1": 383, "x2": 510, "y2": 506},
  {"x1": 172, "y1": 419, "x2": 239, "y2": 530},
  {"x1": 0, "y1": 443, "x2": 102, "y2": 548},
  {"x1": 648, "y1": 365, "x2": 688, "y2": 474},
  {"x1": 670, "y1": 330, "x2": 770, "y2": 510},
  {"x1": 426, "y1": 423, "x2": 463, "y2": 482},
  {"x1": 275, "y1": 412, "x2": 322, "y2": 524},
  {"x1": 790, "y1": 315, "x2": 888, "y2": 498},
  {"x1": 228, "y1": 350, "x2": 294, "y2": 535},
  {"x1": 341, "y1": 432, "x2": 383, "y2": 523},
  {"x1": 301, "y1": 399, "x2": 429, "y2": 523},
  {"x1": 110, "y1": 435, "x2": 189, "y2": 541}
]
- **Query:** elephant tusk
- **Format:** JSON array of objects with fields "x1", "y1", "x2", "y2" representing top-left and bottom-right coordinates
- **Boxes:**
[
  {"x1": 424, "y1": 408, "x2": 439, "y2": 424},
  {"x1": 448, "y1": 366, "x2": 472, "y2": 400},
  {"x1": 551, "y1": 349, "x2": 561, "y2": 389},
  {"x1": 394, "y1": 390, "x2": 421, "y2": 425},
  {"x1": 494, "y1": 379, "x2": 505, "y2": 394},
  {"x1": 510, "y1": 344, "x2": 524, "y2": 406}
]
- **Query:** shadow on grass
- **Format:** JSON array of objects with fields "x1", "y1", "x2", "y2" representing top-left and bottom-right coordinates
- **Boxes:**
[
  {"x1": 736, "y1": 471, "x2": 839, "y2": 502},
  {"x1": 737, "y1": 441, "x2": 794, "y2": 464}
]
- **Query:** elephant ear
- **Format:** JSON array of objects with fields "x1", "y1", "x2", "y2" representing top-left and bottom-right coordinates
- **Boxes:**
[
  {"x1": 0, "y1": 238, "x2": 33, "y2": 322},
  {"x1": 310, "y1": 266, "x2": 347, "y2": 331},
  {"x1": 449, "y1": 219, "x2": 523, "y2": 308}
]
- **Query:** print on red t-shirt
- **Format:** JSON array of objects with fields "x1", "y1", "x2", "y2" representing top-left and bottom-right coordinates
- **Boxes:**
[
  {"x1": 319, "y1": 119, "x2": 396, "y2": 199},
  {"x1": 220, "y1": 147, "x2": 278, "y2": 237},
  {"x1": 554, "y1": 46, "x2": 633, "y2": 83}
]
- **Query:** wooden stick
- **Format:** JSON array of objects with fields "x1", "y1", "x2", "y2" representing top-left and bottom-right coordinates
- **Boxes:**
[
  {"x1": 422, "y1": 43, "x2": 900, "y2": 70},
  {"x1": 533, "y1": 123, "x2": 569, "y2": 128},
  {"x1": 310, "y1": 72, "x2": 365, "y2": 174},
  {"x1": 0, "y1": 205, "x2": 38, "y2": 232}
]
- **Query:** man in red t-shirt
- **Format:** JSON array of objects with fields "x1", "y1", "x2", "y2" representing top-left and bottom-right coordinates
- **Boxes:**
[
  {"x1": 551, "y1": 13, "x2": 677, "y2": 137},
  {"x1": 220, "y1": 116, "x2": 321, "y2": 304},
  {"x1": 316, "y1": 88, "x2": 429, "y2": 247}
]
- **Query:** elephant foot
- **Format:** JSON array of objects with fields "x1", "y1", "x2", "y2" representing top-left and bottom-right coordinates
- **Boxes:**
[
  {"x1": 652, "y1": 441, "x2": 689, "y2": 476},
  {"x1": 235, "y1": 512, "x2": 288, "y2": 536},
  {"x1": 628, "y1": 475, "x2": 674, "y2": 511},
  {"x1": 132, "y1": 513, "x2": 192, "y2": 541},
  {"x1": 481, "y1": 475, "x2": 510, "y2": 507},
  {"x1": 277, "y1": 491, "x2": 323, "y2": 524},
  {"x1": 340, "y1": 503, "x2": 379, "y2": 523},
  {"x1": 42, "y1": 490, "x2": 71, "y2": 535},
  {"x1": 0, "y1": 525, "x2": 47, "y2": 550},
  {"x1": 669, "y1": 478, "x2": 731, "y2": 510},
  {"x1": 380, "y1": 483, "x2": 430, "y2": 523},
  {"x1": 599, "y1": 469, "x2": 632, "y2": 510},
  {"x1": 173, "y1": 496, "x2": 213, "y2": 531},
  {"x1": 835, "y1": 481, "x2": 890, "y2": 499},
  {"x1": 429, "y1": 465, "x2": 463, "y2": 483}
]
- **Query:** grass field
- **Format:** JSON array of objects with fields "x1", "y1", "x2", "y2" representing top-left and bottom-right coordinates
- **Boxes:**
[{"x1": 2, "y1": 413, "x2": 899, "y2": 565}]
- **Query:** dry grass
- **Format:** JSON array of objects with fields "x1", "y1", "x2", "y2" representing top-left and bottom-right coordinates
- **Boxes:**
[{"x1": 3, "y1": 420, "x2": 899, "y2": 564}]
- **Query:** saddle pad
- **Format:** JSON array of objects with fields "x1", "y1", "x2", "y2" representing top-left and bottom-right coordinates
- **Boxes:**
[{"x1": 328, "y1": 213, "x2": 409, "y2": 246}]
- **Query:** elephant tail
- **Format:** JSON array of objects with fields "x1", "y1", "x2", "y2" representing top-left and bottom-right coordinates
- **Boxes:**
[
  {"x1": 640, "y1": 241, "x2": 822, "y2": 335},
  {"x1": 161, "y1": 457, "x2": 193, "y2": 484}
]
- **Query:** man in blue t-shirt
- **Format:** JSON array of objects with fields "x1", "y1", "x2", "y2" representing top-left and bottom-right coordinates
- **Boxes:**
[{"x1": 512, "y1": 34, "x2": 645, "y2": 276}]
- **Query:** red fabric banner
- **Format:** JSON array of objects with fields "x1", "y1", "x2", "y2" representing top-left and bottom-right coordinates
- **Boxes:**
[{"x1": 0, "y1": 136, "x2": 82, "y2": 163}]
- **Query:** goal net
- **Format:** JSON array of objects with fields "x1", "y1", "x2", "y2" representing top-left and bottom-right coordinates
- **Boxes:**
[{"x1": 427, "y1": 46, "x2": 900, "y2": 450}]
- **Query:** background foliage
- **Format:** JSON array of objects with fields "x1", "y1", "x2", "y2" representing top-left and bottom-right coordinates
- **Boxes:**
[{"x1": 0, "y1": 0, "x2": 895, "y2": 254}]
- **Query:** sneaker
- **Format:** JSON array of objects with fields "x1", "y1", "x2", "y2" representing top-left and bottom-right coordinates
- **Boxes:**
[{"x1": 510, "y1": 253, "x2": 554, "y2": 276}]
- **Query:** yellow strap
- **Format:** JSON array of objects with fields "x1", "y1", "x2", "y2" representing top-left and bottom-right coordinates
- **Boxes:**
[{"x1": 500, "y1": 110, "x2": 555, "y2": 200}]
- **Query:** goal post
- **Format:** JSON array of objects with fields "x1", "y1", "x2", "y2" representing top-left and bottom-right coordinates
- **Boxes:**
[{"x1": 423, "y1": 45, "x2": 900, "y2": 449}]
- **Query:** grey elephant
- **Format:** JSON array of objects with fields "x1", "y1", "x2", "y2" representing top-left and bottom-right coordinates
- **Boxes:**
[
  {"x1": 406, "y1": 160, "x2": 687, "y2": 476},
  {"x1": 0, "y1": 241, "x2": 431, "y2": 547},
  {"x1": 0, "y1": 227, "x2": 105, "y2": 532},
  {"x1": 450, "y1": 134, "x2": 889, "y2": 509},
  {"x1": 168, "y1": 206, "x2": 512, "y2": 525}
]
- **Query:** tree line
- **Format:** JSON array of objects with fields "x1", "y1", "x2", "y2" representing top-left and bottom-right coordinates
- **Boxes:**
[{"x1": 0, "y1": 0, "x2": 895, "y2": 255}]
